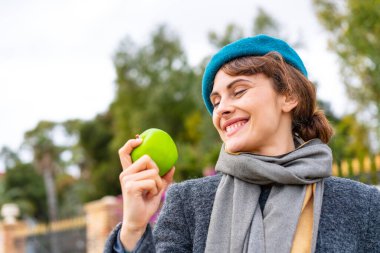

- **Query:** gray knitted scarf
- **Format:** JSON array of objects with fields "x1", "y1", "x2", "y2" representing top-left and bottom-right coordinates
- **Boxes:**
[{"x1": 205, "y1": 139, "x2": 332, "y2": 253}]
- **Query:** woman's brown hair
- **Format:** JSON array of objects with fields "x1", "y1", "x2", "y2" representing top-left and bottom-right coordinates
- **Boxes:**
[{"x1": 220, "y1": 52, "x2": 334, "y2": 144}]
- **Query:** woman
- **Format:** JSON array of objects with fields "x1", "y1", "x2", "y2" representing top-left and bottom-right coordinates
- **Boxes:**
[{"x1": 105, "y1": 35, "x2": 380, "y2": 253}]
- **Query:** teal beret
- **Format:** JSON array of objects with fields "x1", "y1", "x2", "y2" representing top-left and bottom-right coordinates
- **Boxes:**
[{"x1": 202, "y1": 34, "x2": 308, "y2": 115}]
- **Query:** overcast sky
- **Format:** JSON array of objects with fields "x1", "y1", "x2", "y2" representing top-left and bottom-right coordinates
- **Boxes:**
[{"x1": 0, "y1": 0, "x2": 350, "y2": 168}]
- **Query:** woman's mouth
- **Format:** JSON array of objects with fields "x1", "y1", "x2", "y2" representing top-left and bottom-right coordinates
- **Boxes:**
[{"x1": 225, "y1": 119, "x2": 248, "y2": 137}]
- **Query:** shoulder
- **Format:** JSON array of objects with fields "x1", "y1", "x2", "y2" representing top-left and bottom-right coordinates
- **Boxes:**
[
  {"x1": 324, "y1": 176, "x2": 379, "y2": 200},
  {"x1": 167, "y1": 173, "x2": 222, "y2": 198},
  {"x1": 318, "y1": 178, "x2": 380, "y2": 251},
  {"x1": 322, "y1": 176, "x2": 380, "y2": 217}
]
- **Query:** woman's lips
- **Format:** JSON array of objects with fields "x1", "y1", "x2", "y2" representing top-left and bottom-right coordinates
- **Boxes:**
[{"x1": 225, "y1": 119, "x2": 248, "y2": 137}]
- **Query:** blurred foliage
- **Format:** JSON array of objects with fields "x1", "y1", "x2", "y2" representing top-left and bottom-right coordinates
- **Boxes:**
[
  {"x1": 328, "y1": 114, "x2": 371, "y2": 164},
  {"x1": 2, "y1": 164, "x2": 47, "y2": 220},
  {"x1": 111, "y1": 25, "x2": 220, "y2": 182},
  {"x1": 0, "y1": 7, "x2": 379, "y2": 222},
  {"x1": 252, "y1": 7, "x2": 281, "y2": 36},
  {"x1": 208, "y1": 23, "x2": 245, "y2": 48},
  {"x1": 76, "y1": 113, "x2": 118, "y2": 201},
  {"x1": 313, "y1": 0, "x2": 380, "y2": 148},
  {"x1": 24, "y1": 121, "x2": 61, "y2": 223},
  {"x1": 0, "y1": 148, "x2": 47, "y2": 220}
]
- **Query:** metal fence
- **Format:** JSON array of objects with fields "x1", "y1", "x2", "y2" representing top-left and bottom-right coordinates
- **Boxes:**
[
  {"x1": 332, "y1": 155, "x2": 380, "y2": 184},
  {"x1": 18, "y1": 227, "x2": 86, "y2": 253},
  {"x1": 12, "y1": 216, "x2": 87, "y2": 253}
]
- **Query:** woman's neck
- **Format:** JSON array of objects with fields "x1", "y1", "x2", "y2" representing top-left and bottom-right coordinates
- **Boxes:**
[{"x1": 255, "y1": 132, "x2": 296, "y2": 157}]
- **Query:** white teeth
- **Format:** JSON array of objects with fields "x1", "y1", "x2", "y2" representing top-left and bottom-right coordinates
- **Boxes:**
[{"x1": 226, "y1": 121, "x2": 246, "y2": 133}]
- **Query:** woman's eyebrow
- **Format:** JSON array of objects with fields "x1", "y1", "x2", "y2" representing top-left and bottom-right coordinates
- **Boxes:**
[{"x1": 209, "y1": 78, "x2": 252, "y2": 99}]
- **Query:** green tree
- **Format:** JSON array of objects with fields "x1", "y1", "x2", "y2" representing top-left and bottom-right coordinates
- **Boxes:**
[
  {"x1": 77, "y1": 112, "x2": 118, "y2": 201},
  {"x1": 24, "y1": 121, "x2": 60, "y2": 224},
  {"x1": 208, "y1": 23, "x2": 245, "y2": 48},
  {"x1": 111, "y1": 25, "x2": 218, "y2": 181},
  {"x1": 23, "y1": 121, "x2": 71, "y2": 253},
  {"x1": 329, "y1": 114, "x2": 371, "y2": 164},
  {"x1": 112, "y1": 26, "x2": 200, "y2": 142},
  {"x1": 0, "y1": 148, "x2": 47, "y2": 220},
  {"x1": 252, "y1": 7, "x2": 281, "y2": 36},
  {"x1": 313, "y1": 0, "x2": 380, "y2": 149},
  {"x1": 2, "y1": 164, "x2": 47, "y2": 220}
]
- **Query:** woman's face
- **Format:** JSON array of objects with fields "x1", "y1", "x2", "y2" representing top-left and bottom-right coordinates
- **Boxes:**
[{"x1": 210, "y1": 71, "x2": 296, "y2": 156}]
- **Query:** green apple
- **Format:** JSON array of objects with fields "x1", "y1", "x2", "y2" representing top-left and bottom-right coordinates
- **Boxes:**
[{"x1": 131, "y1": 128, "x2": 178, "y2": 176}]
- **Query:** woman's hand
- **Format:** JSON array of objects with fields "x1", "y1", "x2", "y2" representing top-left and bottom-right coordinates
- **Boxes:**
[{"x1": 118, "y1": 137, "x2": 175, "y2": 250}]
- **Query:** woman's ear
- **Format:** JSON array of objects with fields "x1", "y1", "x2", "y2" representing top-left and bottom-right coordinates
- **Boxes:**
[{"x1": 282, "y1": 94, "x2": 298, "y2": 113}]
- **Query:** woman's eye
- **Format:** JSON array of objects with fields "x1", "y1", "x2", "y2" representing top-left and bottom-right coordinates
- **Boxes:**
[
  {"x1": 234, "y1": 89, "x2": 247, "y2": 96},
  {"x1": 213, "y1": 101, "x2": 220, "y2": 107}
]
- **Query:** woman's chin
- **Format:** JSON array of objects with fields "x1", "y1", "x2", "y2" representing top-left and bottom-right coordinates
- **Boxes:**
[{"x1": 224, "y1": 142, "x2": 244, "y2": 154}]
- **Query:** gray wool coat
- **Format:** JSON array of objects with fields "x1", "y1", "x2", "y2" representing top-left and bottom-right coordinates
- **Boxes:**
[{"x1": 104, "y1": 174, "x2": 380, "y2": 253}]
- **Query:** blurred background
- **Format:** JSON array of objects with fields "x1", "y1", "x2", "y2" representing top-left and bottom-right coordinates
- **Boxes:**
[{"x1": 1, "y1": 0, "x2": 379, "y2": 252}]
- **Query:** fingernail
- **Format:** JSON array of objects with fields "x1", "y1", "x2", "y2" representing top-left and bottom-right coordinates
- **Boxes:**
[{"x1": 135, "y1": 134, "x2": 140, "y2": 139}]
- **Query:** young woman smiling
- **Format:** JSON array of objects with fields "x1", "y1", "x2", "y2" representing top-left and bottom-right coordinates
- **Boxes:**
[{"x1": 105, "y1": 35, "x2": 380, "y2": 253}]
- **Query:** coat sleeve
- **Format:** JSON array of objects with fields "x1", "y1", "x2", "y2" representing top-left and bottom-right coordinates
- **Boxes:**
[
  {"x1": 103, "y1": 222, "x2": 123, "y2": 253},
  {"x1": 363, "y1": 186, "x2": 380, "y2": 252},
  {"x1": 103, "y1": 223, "x2": 155, "y2": 253},
  {"x1": 103, "y1": 183, "x2": 192, "y2": 253}
]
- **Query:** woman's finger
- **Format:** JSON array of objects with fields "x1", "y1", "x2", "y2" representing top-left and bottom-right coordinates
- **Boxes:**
[
  {"x1": 122, "y1": 155, "x2": 159, "y2": 175},
  {"x1": 120, "y1": 167, "x2": 163, "y2": 193},
  {"x1": 123, "y1": 179, "x2": 159, "y2": 197},
  {"x1": 161, "y1": 167, "x2": 176, "y2": 190},
  {"x1": 118, "y1": 137, "x2": 143, "y2": 169}
]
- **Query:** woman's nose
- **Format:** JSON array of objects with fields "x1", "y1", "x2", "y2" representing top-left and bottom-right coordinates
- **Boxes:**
[{"x1": 214, "y1": 98, "x2": 234, "y2": 116}]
